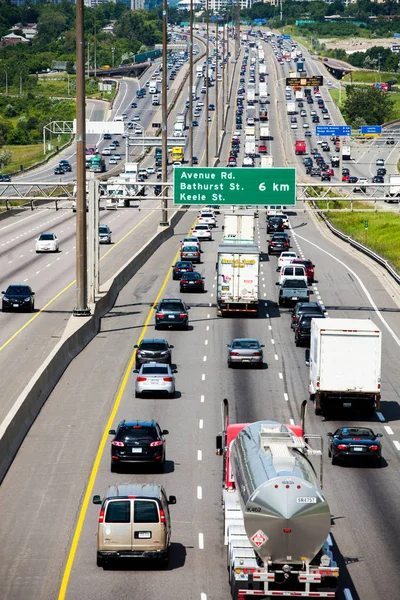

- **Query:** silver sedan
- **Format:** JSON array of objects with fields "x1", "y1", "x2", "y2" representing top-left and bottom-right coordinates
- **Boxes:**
[
  {"x1": 227, "y1": 338, "x2": 265, "y2": 368},
  {"x1": 134, "y1": 362, "x2": 175, "y2": 398}
]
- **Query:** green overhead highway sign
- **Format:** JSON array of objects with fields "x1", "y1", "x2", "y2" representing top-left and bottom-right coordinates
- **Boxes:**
[{"x1": 173, "y1": 167, "x2": 296, "y2": 206}]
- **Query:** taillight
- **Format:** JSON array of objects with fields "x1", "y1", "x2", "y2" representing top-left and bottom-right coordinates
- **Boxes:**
[
  {"x1": 150, "y1": 441, "x2": 163, "y2": 447},
  {"x1": 137, "y1": 376, "x2": 147, "y2": 382},
  {"x1": 160, "y1": 509, "x2": 166, "y2": 524},
  {"x1": 231, "y1": 352, "x2": 239, "y2": 356},
  {"x1": 252, "y1": 352, "x2": 261, "y2": 356},
  {"x1": 163, "y1": 377, "x2": 173, "y2": 382},
  {"x1": 337, "y1": 444, "x2": 348, "y2": 450},
  {"x1": 112, "y1": 440, "x2": 124, "y2": 447},
  {"x1": 195, "y1": 252, "x2": 199, "y2": 256},
  {"x1": 370, "y1": 445, "x2": 379, "y2": 451},
  {"x1": 99, "y1": 509, "x2": 105, "y2": 523},
  {"x1": 179, "y1": 313, "x2": 186, "y2": 318},
  {"x1": 181, "y1": 279, "x2": 187, "y2": 284},
  {"x1": 156, "y1": 313, "x2": 164, "y2": 319},
  {"x1": 283, "y1": 529, "x2": 291, "y2": 533},
  {"x1": 196, "y1": 279, "x2": 202, "y2": 284}
]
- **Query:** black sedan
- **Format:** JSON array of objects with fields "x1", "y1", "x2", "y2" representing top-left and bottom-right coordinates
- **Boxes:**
[
  {"x1": 180, "y1": 271, "x2": 205, "y2": 293},
  {"x1": 109, "y1": 420, "x2": 169, "y2": 472},
  {"x1": 2, "y1": 284, "x2": 35, "y2": 312},
  {"x1": 172, "y1": 261, "x2": 194, "y2": 280},
  {"x1": 54, "y1": 166, "x2": 65, "y2": 175},
  {"x1": 59, "y1": 160, "x2": 72, "y2": 172},
  {"x1": 268, "y1": 233, "x2": 290, "y2": 255},
  {"x1": 134, "y1": 338, "x2": 173, "y2": 368},
  {"x1": 328, "y1": 427, "x2": 382, "y2": 466},
  {"x1": 291, "y1": 301, "x2": 325, "y2": 329},
  {"x1": 294, "y1": 313, "x2": 325, "y2": 346}
]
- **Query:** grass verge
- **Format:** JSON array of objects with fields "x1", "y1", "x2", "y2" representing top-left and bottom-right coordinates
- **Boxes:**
[{"x1": 2, "y1": 134, "x2": 72, "y2": 174}]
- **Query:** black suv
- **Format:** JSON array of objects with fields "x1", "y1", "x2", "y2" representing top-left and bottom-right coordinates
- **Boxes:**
[
  {"x1": 134, "y1": 338, "x2": 173, "y2": 369},
  {"x1": 2, "y1": 284, "x2": 35, "y2": 312},
  {"x1": 109, "y1": 420, "x2": 169, "y2": 472},
  {"x1": 154, "y1": 298, "x2": 190, "y2": 330},
  {"x1": 295, "y1": 313, "x2": 325, "y2": 346},
  {"x1": 267, "y1": 217, "x2": 284, "y2": 234}
]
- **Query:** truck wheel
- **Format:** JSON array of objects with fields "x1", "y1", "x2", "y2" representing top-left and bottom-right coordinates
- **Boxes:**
[
  {"x1": 97, "y1": 555, "x2": 104, "y2": 568},
  {"x1": 315, "y1": 405, "x2": 322, "y2": 416}
]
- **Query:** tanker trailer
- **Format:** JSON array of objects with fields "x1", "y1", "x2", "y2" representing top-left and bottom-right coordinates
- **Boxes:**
[{"x1": 216, "y1": 400, "x2": 339, "y2": 599}]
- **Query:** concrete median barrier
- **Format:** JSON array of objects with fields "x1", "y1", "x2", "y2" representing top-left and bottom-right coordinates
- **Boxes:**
[{"x1": 0, "y1": 207, "x2": 185, "y2": 482}]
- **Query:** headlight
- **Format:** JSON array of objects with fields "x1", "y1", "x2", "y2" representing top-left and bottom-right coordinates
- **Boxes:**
[
  {"x1": 3, "y1": 297, "x2": 10, "y2": 302},
  {"x1": 24, "y1": 297, "x2": 31, "y2": 302}
]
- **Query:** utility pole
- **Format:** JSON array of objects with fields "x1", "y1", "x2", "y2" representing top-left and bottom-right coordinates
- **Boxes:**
[
  {"x1": 4, "y1": 70, "x2": 8, "y2": 95},
  {"x1": 280, "y1": 0, "x2": 283, "y2": 22},
  {"x1": 188, "y1": 0, "x2": 194, "y2": 166},
  {"x1": 160, "y1": 0, "x2": 168, "y2": 225},
  {"x1": 205, "y1": 0, "x2": 209, "y2": 167},
  {"x1": 111, "y1": 47, "x2": 115, "y2": 68},
  {"x1": 222, "y1": 18, "x2": 226, "y2": 131},
  {"x1": 74, "y1": 0, "x2": 90, "y2": 316},
  {"x1": 94, "y1": 8, "x2": 97, "y2": 79},
  {"x1": 235, "y1": 0, "x2": 240, "y2": 60},
  {"x1": 215, "y1": 27, "x2": 219, "y2": 158},
  {"x1": 87, "y1": 40, "x2": 90, "y2": 78}
]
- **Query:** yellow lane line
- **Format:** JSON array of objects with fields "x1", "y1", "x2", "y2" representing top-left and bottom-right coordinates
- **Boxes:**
[
  {"x1": 0, "y1": 208, "x2": 158, "y2": 353},
  {"x1": 57, "y1": 214, "x2": 198, "y2": 600}
]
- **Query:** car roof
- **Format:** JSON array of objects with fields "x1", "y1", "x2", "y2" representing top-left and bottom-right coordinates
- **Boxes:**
[
  {"x1": 160, "y1": 298, "x2": 184, "y2": 303},
  {"x1": 118, "y1": 419, "x2": 158, "y2": 428},
  {"x1": 104, "y1": 483, "x2": 163, "y2": 501},
  {"x1": 140, "y1": 338, "x2": 168, "y2": 344}
]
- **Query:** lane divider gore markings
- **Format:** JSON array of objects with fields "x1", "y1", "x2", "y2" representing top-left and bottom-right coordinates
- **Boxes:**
[{"x1": 57, "y1": 214, "x2": 198, "y2": 600}]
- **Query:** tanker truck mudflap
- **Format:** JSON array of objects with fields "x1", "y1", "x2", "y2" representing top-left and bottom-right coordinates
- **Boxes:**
[{"x1": 216, "y1": 399, "x2": 339, "y2": 599}]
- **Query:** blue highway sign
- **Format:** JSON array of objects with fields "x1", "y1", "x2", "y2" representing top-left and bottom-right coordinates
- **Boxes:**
[
  {"x1": 360, "y1": 125, "x2": 382, "y2": 135},
  {"x1": 283, "y1": 35, "x2": 291, "y2": 40},
  {"x1": 316, "y1": 125, "x2": 352, "y2": 137}
]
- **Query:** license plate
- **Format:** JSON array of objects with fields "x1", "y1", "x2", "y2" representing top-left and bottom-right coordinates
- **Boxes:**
[
  {"x1": 13, "y1": 304, "x2": 19, "y2": 307},
  {"x1": 343, "y1": 402, "x2": 352, "y2": 408},
  {"x1": 138, "y1": 531, "x2": 151, "y2": 539},
  {"x1": 236, "y1": 573, "x2": 248, "y2": 581},
  {"x1": 151, "y1": 379, "x2": 159, "y2": 384},
  {"x1": 168, "y1": 315, "x2": 175, "y2": 319},
  {"x1": 292, "y1": 297, "x2": 298, "y2": 300},
  {"x1": 242, "y1": 359, "x2": 250, "y2": 362},
  {"x1": 189, "y1": 281, "x2": 194, "y2": 284},
  {"x1": 352, "y1": 447, "x2": 363, "y2": 452},
  {"x1": 131, "y1": 448, "x2": 142, "y2": 453}
]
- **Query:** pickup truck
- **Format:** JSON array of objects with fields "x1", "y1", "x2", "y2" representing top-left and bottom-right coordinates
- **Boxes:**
[{"x1": 277, "y1": 278, "x2": 309, "y2": 307}]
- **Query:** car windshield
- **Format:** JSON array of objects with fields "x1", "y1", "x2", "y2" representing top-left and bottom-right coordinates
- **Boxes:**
[
  {"x1": 160, "y1": 302, "x2": 184, "y2": 312},
  {"x1": 99, "y1": 226, "x2": 109, "y2": 234},
  {"x1": 232, "y1": 339, "x2": 259, "y2": 349},
  {"x1": 300, "y1": 314, "x2": 324, "y2": 325},
  {"x1": 176, "y1": 262, "x2": 192, "y2": 268},
  {"x1": 182, "y1": 246, "x2": 198, "y2": 252},
  {"x1": 117, "y1": 426, "x2": 158, "y2": 441},
  {"x1": 6, "y1": 286, "x2": 30, "y2": 295},
  {"x1": 201, "y1": 213, "x2": 214, "y2": 218},
  {"x1": 142, "y1": 366, "x2": 169, "y2": 375},
  {"x1": 283, "y1": 279, "x2": 307, "y2": 288},
  {"x1": 336, "y1": 428, "x2": 374, "y2": 437},
  {"x1": 140, "y1": 342, "x2": 167, "y2": 351},
  {"x1": 184, "y1": 272, "x2": 201, "y2": 280},
  {"x1": 39, "y1": 234, "x2": 54, "y2": 240}
]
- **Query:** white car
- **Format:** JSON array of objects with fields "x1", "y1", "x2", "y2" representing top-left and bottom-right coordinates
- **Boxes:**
[
  {"x1": 173, "y1": 162, "x2": 182, "y2": 167},
  {"x1": 134, "y1": 127, "x2": 142, "y2": 134},
  {"x1": 102, "y1": 148, "x2": 112, "y2": 156},
  {"x1": 180, "y1": 236, "x2": 202, "y2": 251},
  {"x1": 303, "y1": 122, "x2": 309, "y2": 128},
  {"x1": 198, "y1": 212, "x2": 216, "y2": 227},
  {"x1": 35, "y1": 232, "x2": 59, "y2": 253},
  {"x1": 146, "y1": 166, "x2": 155, "y2": 174},
  {"x1": 278, "y1": 251, "x2": 297, "y2": 270},
  {"x1": 132, "y1": 115, "x2": 141, "y2": 121},
  {"x1": 114, "y1": 154, "x2": 121, "y2": 160},
  {"x1": 192, "y1": 224, "x2": 212, "y2": 240},
  {"x1": 109, "y1": 157, "x2": 118, "y2": 164},
  {"x1": 290, "y1": 122, "x2": 298, "y2": 129}
]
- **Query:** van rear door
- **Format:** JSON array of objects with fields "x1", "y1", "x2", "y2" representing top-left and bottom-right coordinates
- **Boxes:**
[
  {"x1": 101, "y1": 499, "x2": 132, "y2": 552},
  {"x1": 132, "y1": 499, "x2": 163, "y2": 551}
]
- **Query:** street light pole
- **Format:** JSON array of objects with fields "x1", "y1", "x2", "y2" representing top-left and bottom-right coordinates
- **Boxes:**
[
  {"x1": 160, "y1": 0, "x2": 168, "y2": 225},
  {"x1": 111, "y1": 47, "x2": 115, "y2": 68},
  {"x1": 74, "y1": 0, "x2": 90, "y2": 316},
  {"x1": 235, "y1": 0, "x2": 240, "y2": 60},
  {"x1": 215, "y1": 27, "x2": 219, "y2": 158},
  {"x1": 205, "y1": 0, "x2": 209, "y2": 167},
  {"x1": 222, "y1": 17, "x2": 226, "y2": 131},
  {"x1": 188, "y1": 0, "x2": 194, "y2": 166},
  {"x1": 4, "y1": 70, "x2": 8, "y2": 95}
]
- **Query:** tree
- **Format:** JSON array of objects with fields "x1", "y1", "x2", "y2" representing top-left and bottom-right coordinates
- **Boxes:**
[
  {"x1": 344, "y1": 86, "x2": 395, "y2": 126},
  {"x1": 4, "y1": 104, "x2": 17, "y2": 118},
  {"x1": 0, "y1": 148, "x2": 13, "y2": 168}
]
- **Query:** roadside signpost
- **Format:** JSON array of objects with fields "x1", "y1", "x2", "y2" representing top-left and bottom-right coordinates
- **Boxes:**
[
  {"x1": 283, "y1": 35, "x2": 291, "y2": 40},
  {"x1": 286, "y1": 76, "x2": 323, "y2": 87},
  {"x1": 173, "y1": 167, "x2": 296, "y2": 206},
  {"x1": 316, "y1": 125, "x2": 352, "y2": 137}
]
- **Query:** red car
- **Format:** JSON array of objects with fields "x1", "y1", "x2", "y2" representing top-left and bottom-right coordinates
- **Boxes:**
[
  {"x1": 326, "y1": 168, "x2": 334, "y2": 177},
  {"x1": 258, "y1": 145, "x2": 267, "y2": 154},
  {"x1": 291, "y1": 258, "x2": 315, "y2": 283},
  {"x1": 342, "y1": 174, "x2": 349, "y2": 182}
]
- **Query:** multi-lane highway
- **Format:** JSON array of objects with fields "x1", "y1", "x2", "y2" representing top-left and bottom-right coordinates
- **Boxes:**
[{"x1": 1, "y1": 27, "x2": 400, "y2": 600}]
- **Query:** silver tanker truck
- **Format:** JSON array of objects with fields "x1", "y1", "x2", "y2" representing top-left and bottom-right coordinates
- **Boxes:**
[{"x1": 216, "y1": 399, "x2": 339, "y2": 599}]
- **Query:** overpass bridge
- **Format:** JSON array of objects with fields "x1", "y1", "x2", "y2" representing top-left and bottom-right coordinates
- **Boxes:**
[
  {"x1": 320, "y1": 57, "x2": 354, "y2": 79},
  {"x1": 89, "y1": 62, "x2": 149, "y2": 78}
]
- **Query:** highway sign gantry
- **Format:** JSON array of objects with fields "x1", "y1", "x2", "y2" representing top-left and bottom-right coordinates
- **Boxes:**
[
  {"x1": 286, "y1": 76, "x2": 323, "y2": 87},
  {"x1": 360, "y1": 125, "x2": 382, "y2": 136},
  {"x1": 173, "y1": 167, "x2": 296, "y2": 206},
  {"x1": 316, "y1": 125, "x2": 352, "y2": 137}
]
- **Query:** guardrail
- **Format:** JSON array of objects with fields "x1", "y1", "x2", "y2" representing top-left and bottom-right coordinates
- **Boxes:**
[{"x1": 308, "y1": 197, "x2": 400, "y2": 286}]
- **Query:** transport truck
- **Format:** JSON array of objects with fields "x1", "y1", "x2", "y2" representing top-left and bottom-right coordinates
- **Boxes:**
[
  {"x1": 295, "y1": 139, "x2": 306, "y2": 155},
  {"x1": 259, "y1": 83, "x2": 268, "y2": 104},
  {"x1": 216, "y1": 398, "x2": 339, "y2": 600},
  {"x1": 259, "y1": 110, "x2": 268, "y2": 122},
  {"x1": 216, "y1": 243, "x2": 260, "y2": 316},
  {"x1": 259, "y1": 125, "x2": 270, "y2": 140},
  {"x1": 174, "y1": 122, "x2": 185, "y2": 137},
  {"x1": 287, "y1": 102, "x2": 296, "y2": 115},
  {"x1": 307, "y1": 318, "x2": 382, "y2": 416},
  {"x1": 245, "y1": 140, "x2": 256, "y2": 156},
  {"x1": 259, "y1": 64, "x2": 266, "y2": 75},
  {"x1": 171, "y1": 146, "x2": 184, "y2": 163},
  {"x1": 223, "y1": 211, "x2": 255, "y2": 244},
  {"x1": 89, "y1": 156, "x2": 106, "y2": 173},
  {"x1": 261, "y1": 155, "x2": 273, "y2": 168},
  {"x1": 176, "y1": 112, "x2": 186, "y2": 129},
  {"x1": 247, "y1": 89, "x2": 255, "y2": 105},
  {"x1": 342, "y1": 145, "x2": 351, "y2": 160},
  {"x1": 245, "y1": 126, "x2": 255, "y2": 138},
  {"x1": 149, "y1": 81, "x2": 158, "y2": 94},
  {"x1": 295, "y1": 90, "x2": 303, "y2": 101},
  {"x1": 384, "y1": 174, "x2": 400, "y2": 202},
  {"x1": 297, "y1": 60, "x2": 304, "y2": 71}
]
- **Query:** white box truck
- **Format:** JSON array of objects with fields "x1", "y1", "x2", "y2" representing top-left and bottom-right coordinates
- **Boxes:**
[
  {"x1": 217, "y1": 243, "x2": 260, "y2": 317},
  {"x1": 385, "y1": 174, "x2": 400, "y2": 202},
  {"x1": 149, "y1": 82, "x2": 158, "y2": 94},
  {"x1": 174, "y1": 122, "x2": 185, "y2": 137},
  {"x1": 247, "y1": 90, "x2": 255, "y2": 105},
  {"x1": 245, "y1": 126, "x2": 255, "y2": 138},
  {"x1": 176, "y1": 113, "x2": 186, "y2": 129},
  {"x1": 223, "y1": 211, "x2": 255, "y2": 243},
  {"x1": 295, "y1": 90, "x2": 303, "y2": 102},
  {"x1": 260, "y1": 125, "x2": 270, "y2": 140},
  {"x1": 287, "y1": 102, "x2": 296, "y2": 115},
  {"x1": 259, "y1": 64, "x2": 266, "y2": 75},
  {"x1": 307, "y1": 318, "x2": 382, "y2": 416},
  {"x1": 261, "y1": 155, "x2": 273, "y2": 168},
  {"x1": 245, "y1": 140, "x2": 256, "y2": 156},
  {"x1": 342, "y1": 145, "x2": 351, "y2": 160}
]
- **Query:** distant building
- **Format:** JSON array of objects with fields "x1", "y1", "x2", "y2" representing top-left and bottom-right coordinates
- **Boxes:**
[
  {"x1": 0, "y1": 32, "x2": 31, "y2": 46},
  {"x1": 10, "y1": 23, "x2": 38, "y2": 39},
  {"x1": 177, "y1": 0, "x2": 202, "y2": 10}
]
